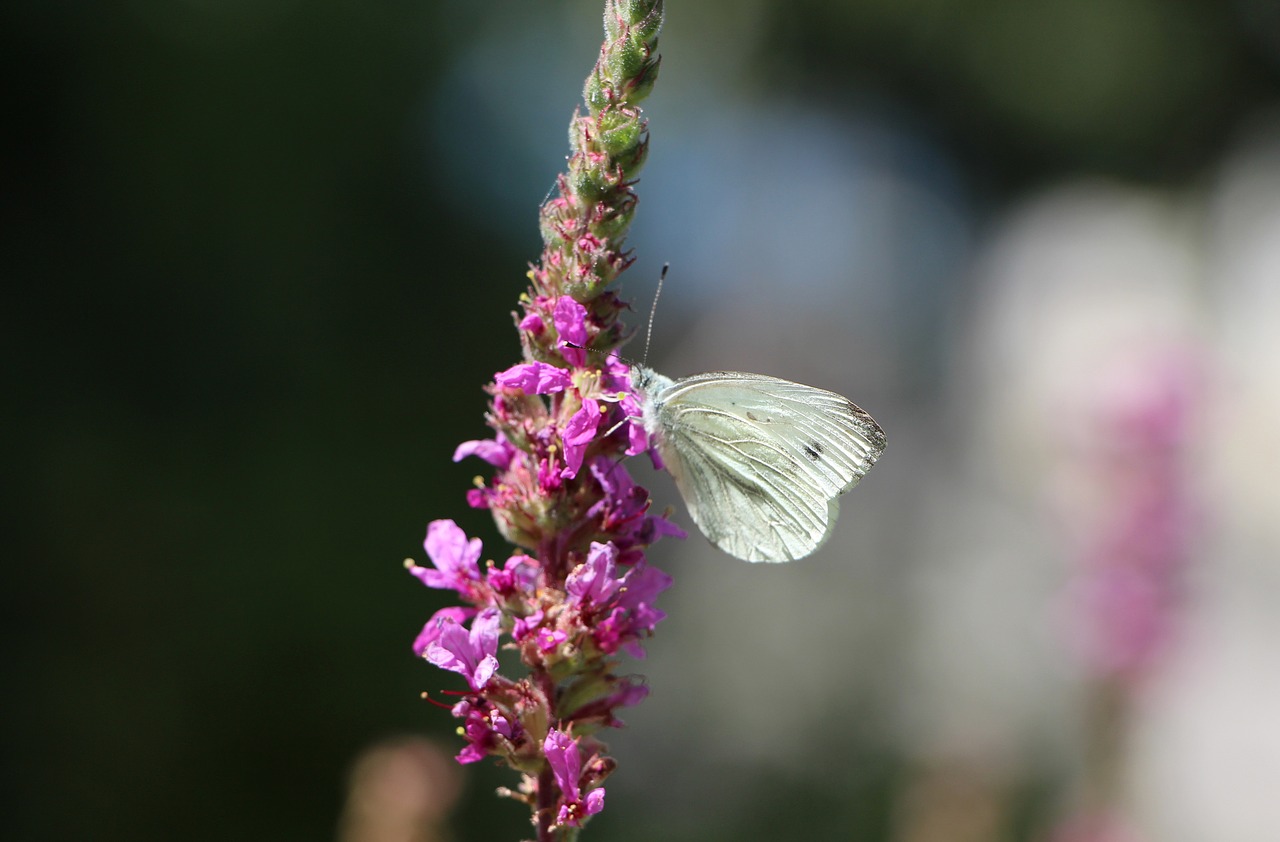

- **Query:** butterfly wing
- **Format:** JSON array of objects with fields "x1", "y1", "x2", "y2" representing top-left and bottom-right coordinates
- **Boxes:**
[{"x1": 652, "y1": 372, "x2": 886, "y2": 562}]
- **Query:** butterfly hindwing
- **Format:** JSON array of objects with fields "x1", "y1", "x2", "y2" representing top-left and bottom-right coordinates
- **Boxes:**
[{"x1": 662, "y1": 419, "x2": 837, "y2": 561}]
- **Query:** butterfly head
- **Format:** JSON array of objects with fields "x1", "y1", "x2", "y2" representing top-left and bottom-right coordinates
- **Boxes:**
[{"x1": 628, "y1": 363, "x2": 664, "y2": 397}]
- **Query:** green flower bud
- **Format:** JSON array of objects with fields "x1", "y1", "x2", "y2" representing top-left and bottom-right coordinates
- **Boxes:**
[
  {"x1": 603, "y1": 1, "x2": 624, "y2": 42},
  {"x1": 625, "y1": 58, "x2": 659, "y2": 102},
  {"x1": 597, "y1": 109, "x2": 641, "y2": 156},
  {"x1": 583, "y1": 71, "x2": 609, "y2": 114},
  {"x1": 607, "y1": 32, "x2": 648, "y2": 81},
  {"x1": 590, "y1": 204, "x2": 632, "y2": 244},
  {"x1": 570, "y1": 167, "x2": 612, "y2": 204},
  {"x1": 615, "y1": 0, "x2": 662, "y2": 30},
  {"x1": 629, "y1": 0, "x2": 663, "y2": 42}
]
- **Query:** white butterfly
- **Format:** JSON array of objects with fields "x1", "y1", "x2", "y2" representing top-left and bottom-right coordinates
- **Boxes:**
[{"x1": 630, "y1": 366, "x2": 886, "y2": 563}]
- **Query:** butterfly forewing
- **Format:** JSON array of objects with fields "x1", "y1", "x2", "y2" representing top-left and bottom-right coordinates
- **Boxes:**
[
  {"x1": 663, "y1": 418, "x2": 835, "y2": 561},
  {"x1": 651, "y1": 372, "x2": 886, "y2": 562}
]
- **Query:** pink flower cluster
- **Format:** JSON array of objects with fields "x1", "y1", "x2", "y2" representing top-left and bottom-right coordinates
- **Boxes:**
[
  {"x1": 1049, "y1": 812, "x2": 1146, "y2": 842},
  {"x1": 407, "y1": 290, "x2": 683, "y2": 831},
  {"x1": 458, "y1": 295, "x2": 670, "y2": 559},
  {"x1": 1065, "y1": 350, "x2": 1200, "y2": 683}
]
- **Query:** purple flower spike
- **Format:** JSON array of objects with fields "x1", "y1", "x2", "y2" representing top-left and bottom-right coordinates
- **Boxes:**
[
  {"x1": 425, "y1": 608, "x2": 502, "y2": 690},
  {"x1": 407, "y1": 1, "x2": 671, "y2": 832}
]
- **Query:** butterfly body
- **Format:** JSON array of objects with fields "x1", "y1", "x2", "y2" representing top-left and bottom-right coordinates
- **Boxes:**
[{"x1": 631, "y1": 366, "x2": 886, "y2": 562}]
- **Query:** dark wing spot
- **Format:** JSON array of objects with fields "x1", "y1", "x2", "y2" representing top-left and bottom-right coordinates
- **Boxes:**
[{"x1": 803, "y1": 442, "x2": 823, "y2": 460}]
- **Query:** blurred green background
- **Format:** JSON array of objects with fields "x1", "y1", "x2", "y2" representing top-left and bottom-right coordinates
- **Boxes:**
[{"x1": 5, "y1": 1, "x2": 1278, "y2": 840}]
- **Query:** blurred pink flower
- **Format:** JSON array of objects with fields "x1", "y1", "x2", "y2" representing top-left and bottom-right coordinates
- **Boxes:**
[{"x1": 1064, "y1": 349, "x2": 1200, "y2": 683}]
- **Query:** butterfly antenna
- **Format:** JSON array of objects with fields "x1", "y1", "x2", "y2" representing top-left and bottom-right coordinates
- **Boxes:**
[{"x1": 643, "y1": 264, "x2": 668, "y2": 365}]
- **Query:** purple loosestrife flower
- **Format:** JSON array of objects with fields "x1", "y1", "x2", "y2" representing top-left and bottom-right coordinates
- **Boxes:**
[
  {"x1": 494, "y1": 362, "x2": 573, "y2": 396},
  {"x1": 405, "y1": 2, "x2": 672, "y2": 839},
  {"x1": 554, "y1": 296, "x2": 590, "y2": 367},
  {"x1": 425, "y1": 607, "x2": 502, "y2": 691},
  {"x1": 560, "y1": 398, "x2": 603, "y2": 480},
  {"x1": 544, "y1": 729, "x2": 607, "y2": 829},
  {"x1": 567, "y1": 541, "x2": 672, "y2": 659},
  {"x1": 408, "y1": 520, "x2": 485, "y2": 599},
  {"x1": 453, "y1": 434, "x2": 517, "y2": 470},
  {"x1": 453, "y1": 695, "x2": 522, "y2": 766},
  {"x1": 411, "y1": 606, "x2": 475, "y2": 658}
]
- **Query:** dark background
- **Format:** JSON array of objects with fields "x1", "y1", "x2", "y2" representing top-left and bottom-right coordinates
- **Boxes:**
[{"x1": 5, "y1": 1, "x2": 1277, "y2": 840}]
